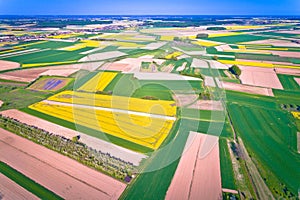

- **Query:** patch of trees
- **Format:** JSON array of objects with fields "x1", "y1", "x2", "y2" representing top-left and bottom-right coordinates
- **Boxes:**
[
  {"x1": 196, "y1": 33, "x2": 209, "y2": 39},
  {"x1": 229, "y1": 65, "x2": 241, "y2": 77},
  {"x1": 0, "y1": 115, "x2": 136, "y2": 182},
  {"x1": 206, "y1": 27, "x2": 226, "y2": 31}
]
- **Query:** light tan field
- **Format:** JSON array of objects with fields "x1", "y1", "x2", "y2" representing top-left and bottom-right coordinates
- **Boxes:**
[
  {"x1": 0, "y1": 128, "x2": 126, "y2": 200},
  {"x1": 0, "y1": 100, "x2": 3, "y2": 107},
  {"x1": 239, "y1": 66, "x2": 283, "y2": 89},
  {"x1": 220, "y1": 81, "x2": 274, "y2": 96},
  {"x1": 166, "y1": 132, "x2": 222, "y2": 200},
  {"x1": 0, "y1": 109, "x2": 79, "y2": 139},
  {"x1": 0, "y1": 173, "x2": 39, "y2": 200},
  {"x1": 0, "y1": 60, "x2": 20, "y2": 71},
  {"x1": 188, "y1": 100, "x2": 223, "y2": 111}
]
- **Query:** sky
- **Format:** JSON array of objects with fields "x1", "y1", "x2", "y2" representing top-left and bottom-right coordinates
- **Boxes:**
[{"x1": 0, "y1": 0, "x2": 299, "y2": 15}]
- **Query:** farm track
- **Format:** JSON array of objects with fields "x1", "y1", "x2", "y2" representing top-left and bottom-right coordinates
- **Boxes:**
[{"x1": 238, "y1": 138, "x2": 275, "y2": 200}]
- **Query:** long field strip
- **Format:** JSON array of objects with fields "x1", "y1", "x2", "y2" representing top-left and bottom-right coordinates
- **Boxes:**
[
  {"x1": 29, "y1": 101, "x2": 175, "y2": 149},
  {"x1": 78, "y1": 71, "x2": 118, "y2": 92},
  {"x1": 48, "y1": 90, "x2": 177, "y2": 117}
]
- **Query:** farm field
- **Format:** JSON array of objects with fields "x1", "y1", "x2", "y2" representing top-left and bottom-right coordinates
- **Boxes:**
[
  {"x1": 227, "y1": 103, "x2": 300, "y2": 197},
  {"x1": 1, "y1": 15, "x2": 300, "y2": 200},
  {"x1": 0, "y1": 128, "x2": 126, "y2": 200},
  {"x1": 29, "y1": 101, "x2": 176, "y2": 149},
  {"x1": 166, "y1": 132, "x2": 222, "y2": 200},
  {"x1": 78, "y1": 71, "x2": 118, "y2": 92},
  {"x1": 47, "y1": 90, "x2": 177, "y2": 116},
  {"x1": 28, "y1": 76, "x2": 72, "y2": 91},
  {"x1": 0, "y1": 161, "x2": 62, "y2": 200}
]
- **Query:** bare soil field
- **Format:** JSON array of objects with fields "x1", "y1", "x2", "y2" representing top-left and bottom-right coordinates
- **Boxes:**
[
  {"x1": 101, "y1": 57, "x2": 164, "y2": 73},
  {"x1": 0, "y1": 109, "x2": 79, "y2": 139},
  {"x1": 271, "y1": 51, "x2": 300, "y2": 58},
  {"x1": 0, "y1": 128, "x2": 126, "y2": 200},
  {"x1": 220, "y1": 81, "x2": 274, "y2": 96},
  {"x1": 0, "y1": 68, "x2": 48, "y2": 82},
  {"x1": 172, "y1": 94, "x2": 198, "y2": 107},
  {"x1": 39, "y1": 69, "x2": 78, "y2": 77},
  {"x1": 166, "y1": 132, "x2": 222, "y2": 200},
  {"x1": 295, "y1": 78, "x2": 300, "y2": 86},
  {"x1": 0, "y1": 100, "x2": 3, "y2": 107},
  {"x1": 141, "y1": 42, "x2": 167, "y2": 50},
  {"x1": 188, "y1": 100, "x2": 223, "y2": 111},
  {"x1": 204, "y1": 76, "x2": 216, "y2": 87},
  {"x1": 191, "y1": 58, "x2": 209, "y2": 68},
  {"x1": 0, "y1": 60, "x2": 20, "y2": 71},
  {"x1": 239, "y1": 66, "x2": 283, "y2": 89},
  {"x1": 0, "y1": 173, "x2": 39, "y2": 200},
  {"x1": 79, "y1": 51, "x2": 127, "y2": 62},
  {"x1": 275, "y1": 68, "x2": 300, "y2": 76}
]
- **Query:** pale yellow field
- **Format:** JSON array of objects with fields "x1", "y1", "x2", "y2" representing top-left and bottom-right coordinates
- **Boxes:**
[
  {"x1": 29, "y1": 101, "x2": 175, "y2": 149},
  {"x1": 48, "y1": 90, "x2": 177, "y2": 117},
  {"x1": 78, "y1": 72, "x2": 117, "y2": 92},
  {"x1": 165, "y1": 51, "x2": 183, "y2": 59}
]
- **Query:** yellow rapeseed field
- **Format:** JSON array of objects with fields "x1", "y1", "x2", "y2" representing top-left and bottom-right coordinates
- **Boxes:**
[
  {"x1": 29, "y1": 101, "x2": 175, "y2": 149},
  {"x1": 192, "y1": 39, "x2": 220, "y2": 47},
  {"x1": 78, "y1": 72, "x2": 118, "y2": 92},
  {"x1": 48, "y1": 91, "x2": 177, "y2": 117},
  {"x1": 291, "y1": 112, "x2": 300, "y2": 120},
  {"x1": 165, "y1": 51, "x2": 182, "y2": 59},
  {"x1": 208, "y1": 32, "x2": 242, "y2": 38},
  {"x1": 22, "y1": 60, "x2": 78, "y2": 68}
]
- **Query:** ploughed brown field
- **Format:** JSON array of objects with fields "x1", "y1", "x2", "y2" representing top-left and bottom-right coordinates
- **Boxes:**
[
  {"x1": 0, "y1": 109, "x2": 79, "y2": 139},
  {"x1": 0, "y1": 128, "x2": 126, "y2": 200},
  {"x1": 166, "y1": 132, "x2": 222, "y2": 200},
  {"x1": 0, "y1": 60, "x2": 20, "y2": 71},
  {"x1": 0, "y1": 173, "x2": 39, "y2": 200}
]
